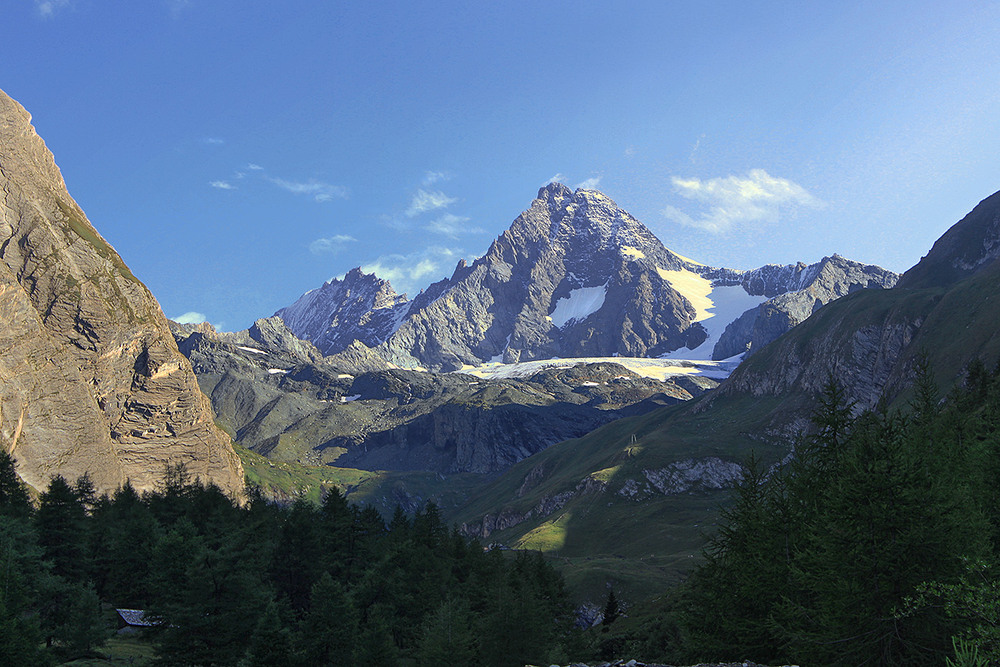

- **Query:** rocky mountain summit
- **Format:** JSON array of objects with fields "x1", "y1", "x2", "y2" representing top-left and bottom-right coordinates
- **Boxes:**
[
  {"x1": 277, "y1": 184, "x2": 897, "y2": 371},
  {"x1": 0, "y1": 88, "x2": 244, "y2": 496},
  {"x1": 712, "y1": 254, "x2": 897, "y2": 359},
  {"x1": 447, "y1": 188, "x2": 1000, "y2": 598}
]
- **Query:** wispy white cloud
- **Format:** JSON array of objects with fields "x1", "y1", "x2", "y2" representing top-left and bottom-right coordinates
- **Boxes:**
[
  {"x1": 203, "y1": 137, "x2": 224, "y2": 145},
  {"x1": 542, "y1": 174, "x2": 600, "y2": 190},
  {"x1": 405, "y1": 189, "x2": 457, "y2": 217},
  {"x1": 35, "y1": 0, "x2": 72, "y2": 17},
  {"x1": 268, "y1": 177, "x2": 348, "y2": 202},
  {"x1": 361, "y1": 247, "x2": 463, "y2": 296},
  {"x1": 424, "y1": 213, "x2": 482, "y2": 239},
  {"x1": 172, "y1": 311, "x2": 208, "y2": 325},
  {"x1": 309, "y1": 234, "x2": 357, "y2": 254},
  {"x1": 662, "y1": 169, "x2": 823, "y2": 234},
  {"x1": 209, "y1": 163, "x2": 346, "y2": 202},
  {"x1": 422, "y1": 171, "x2": 450, "y2": 186},
  {"x1": 689, "y1": 134, "x2": 706, "y2": 162}
]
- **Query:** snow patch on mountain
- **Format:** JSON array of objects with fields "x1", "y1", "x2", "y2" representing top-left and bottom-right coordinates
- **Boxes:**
[
  {"x1": 657, "y1": 268, "x2": 713, "y2": 321},
  {"x1": 457, "y1": 355, "x2": 743, "y2": 382},
  {"x1": 660, "y1": 285, "x2": 769, "y2": 361},
  {"x1": 549, "y1": 284, "x2": 608, "y2": 328}
]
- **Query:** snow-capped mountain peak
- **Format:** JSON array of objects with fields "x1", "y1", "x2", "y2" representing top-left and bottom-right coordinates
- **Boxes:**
[{"x1": 275, "y1": 185, "x2": 898, "y2": 370}]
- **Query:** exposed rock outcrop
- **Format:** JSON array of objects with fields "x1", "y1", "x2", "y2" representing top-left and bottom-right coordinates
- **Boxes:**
[
  {"x1": 897, "y1": 189, "x2": 1000, "y2": 289},
  {"x1": 713, "y1": 254, "x2": 898, "y2": 360},
  {"x1": 0, "y1": 88, "x2": 244, "y2": 495},
  {"x1": 276, "y1": 267, "x2": 409, "y2": 356},
  {"x1": 714, "y1": 188, "x2": 1000, "y2": 416}
]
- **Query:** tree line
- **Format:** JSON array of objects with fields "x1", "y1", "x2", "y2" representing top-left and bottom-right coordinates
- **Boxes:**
[
  {"x1": 624, "y1": 357, "x2": 1000, "y2": 665},
  {"x1": 0, "y1": 457, "x2": 579, "y2": 665}
]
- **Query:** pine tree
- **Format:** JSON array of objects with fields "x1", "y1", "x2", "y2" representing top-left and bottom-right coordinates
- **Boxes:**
[
  {"x1": 0, "y1": 452, "x2": 31, "y2": 519},
  {"x1": 417, "y1": 596, "x2": 476, "y2": 667},
  {"x1": 602, "y1": 589, "x2": 620, "y2": 625},
  {"x1": 239, "y1": 600, "x2": 295, "y2": 667},
  {"x1": 298, "y1": 572, "x2": 359, "y2": 665},
  {"x1": 35, "y1": 475, "x2": 88, "y2": 584},
  {"x1": 355, "y1": 603, "x2": 399, "y2": 666},
  {"x1": 0, "y1": 516, "x2": 49, "y2": 665}
]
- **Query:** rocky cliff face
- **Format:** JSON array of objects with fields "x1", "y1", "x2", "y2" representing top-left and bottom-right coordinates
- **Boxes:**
[
  {"x1": 278, "y1": 184, "x2": 897, "y2": 371},
  {"x1": 0, "y1": 89, "x2": 244, "y2": 495},
  {"x1": 714, "y1": 187, "x2": 1000, "y2": 414},
  {"x1": 896, "y1": 189, "x2": 1000, "y2": 289}
]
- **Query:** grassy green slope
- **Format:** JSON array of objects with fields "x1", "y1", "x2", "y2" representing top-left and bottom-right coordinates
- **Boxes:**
[
  {"x1": 451, "y1": 393, "x2": 789, "y2": 602},
  {"x1": 236, "y1": 443, "x2": 490, "y2": 514}
]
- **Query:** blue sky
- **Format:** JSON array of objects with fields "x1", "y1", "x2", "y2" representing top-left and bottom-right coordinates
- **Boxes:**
[{"x1": 3, "y1": 1, "x2": 999, "y2": 330}]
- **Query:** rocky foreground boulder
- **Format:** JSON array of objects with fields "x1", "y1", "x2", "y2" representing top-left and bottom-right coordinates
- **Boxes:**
[{"x1": 0, "y1": 88, "x2": 244, "y2": 496}]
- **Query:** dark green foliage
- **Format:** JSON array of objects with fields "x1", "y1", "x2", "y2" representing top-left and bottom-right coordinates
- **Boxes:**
[
  {"x1": 355, "y1": 603, "x2": 400, "y2": 666},
  {"x1": 417, "y1": 596, "x2": 476, "y2": 667},
  {"x1": 89, "y1": 482, "x2": 159, "y2": 607},
  {"x1": 1, "y1": 460, "x2": 577, "y2": 665},
  {"x1": 35, "y1": 475, "x2": 88, "y2": 584},
  {"x1": 602, "y1": 588, "x2": 620, "y2": 625},
  {"x1": 298, "y1": 572, "x2": 358, "y2": 665},
  {"x1": 0, "y1": 515, "x2": 49, "y2": 665},
  {"x1": 239, "y1": 601, "x2": 296, "y2": 667},
  {"x1": 0, "y1": 451, "x2": 32, "y2": 519},
  {"x1": 671, "y1": 362, "x2": 1000, "y2": 665}
]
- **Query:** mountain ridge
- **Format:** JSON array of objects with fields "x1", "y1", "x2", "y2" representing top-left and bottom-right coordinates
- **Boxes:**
[
  {"x1": 276, "y1": 184, "x2": 898, "y2": 371},
  {"x1": 446, "y1": 187, "x2": 1000, "y2": 601}
]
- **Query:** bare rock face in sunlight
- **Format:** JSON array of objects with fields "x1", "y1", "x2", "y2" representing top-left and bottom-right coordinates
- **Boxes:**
[
  {"x1": 0, "y1": 88, "x2": 244, "y2": 496},
  {"x1": 276, "y1": 268, "x2": 410, "y2": 356},
  {"x1": 278, "y1": 183, "x2": 898, "y2": 372}
]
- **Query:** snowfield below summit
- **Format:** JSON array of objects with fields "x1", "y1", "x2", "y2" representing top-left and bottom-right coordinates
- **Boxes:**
[
  {"x1": 548, "y1": 284, "x2": 608, "y2": 328},
  {"x1": 456, "y1": 355, "x2": 744, "y2": 382}
]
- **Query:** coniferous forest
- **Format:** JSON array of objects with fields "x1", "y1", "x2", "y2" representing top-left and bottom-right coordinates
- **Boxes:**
[
  {"x1": 6, "y1": 359, "x2": 1000, "y2": 665},
  {"x1": 611, "y1": 358, "x2": 1000, "y2": 666},
  {"x1": 0, "y1": 457, "x2": 579, "y2": 666}
]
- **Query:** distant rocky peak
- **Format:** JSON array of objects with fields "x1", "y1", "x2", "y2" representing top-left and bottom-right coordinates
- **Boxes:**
[
  {"x1": 536, "y1": 181, "x2": 574, "y2": 207},
  {"x1": 340, "y1": 266, "x2": 405, "y2": 302},
  {"x1": 275, "y1": 266, "x2": 411, "y2": 356}
]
